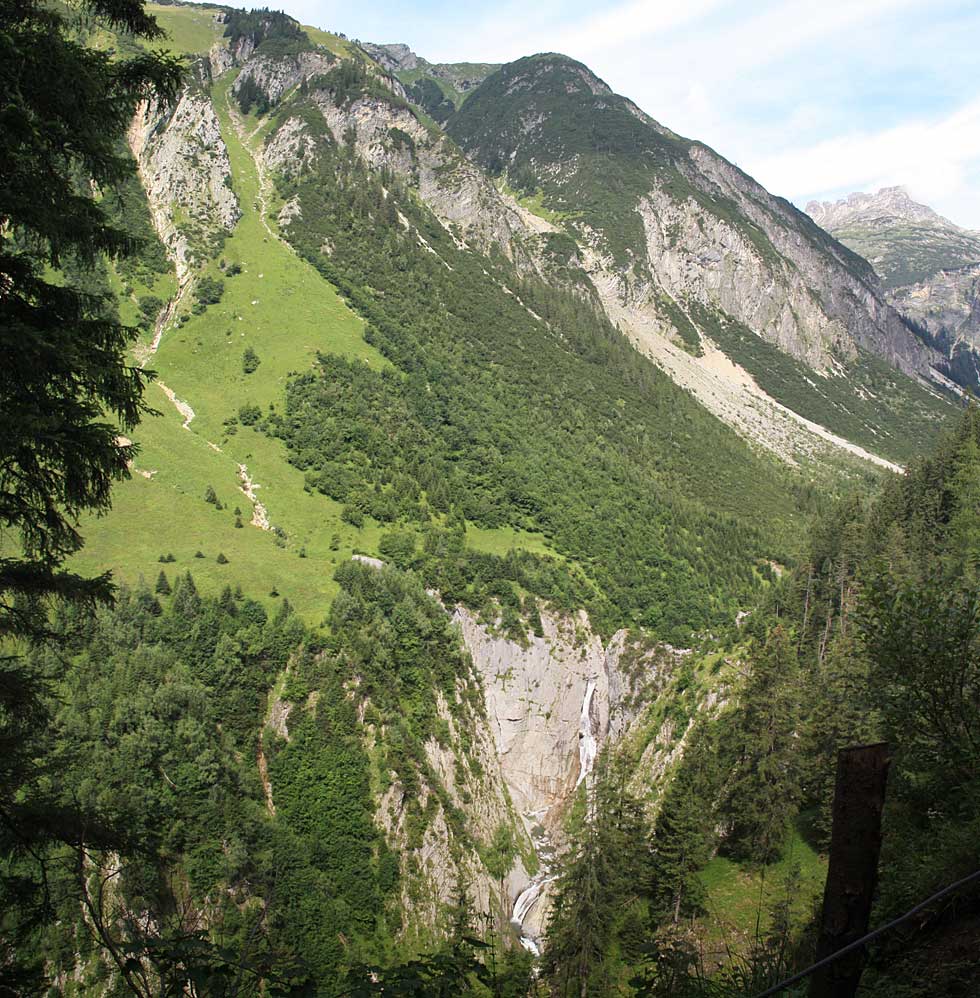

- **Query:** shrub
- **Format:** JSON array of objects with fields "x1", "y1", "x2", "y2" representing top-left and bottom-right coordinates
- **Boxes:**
[
  {"x1": 242, "y1": 346, "x2": 260, "y2": 375},
  {"x1": 239, "y1": 403, "x2": 261, "y2": 425},
  {"x1": 195, "y1": 275, "x2": 225, "y2": 307}
]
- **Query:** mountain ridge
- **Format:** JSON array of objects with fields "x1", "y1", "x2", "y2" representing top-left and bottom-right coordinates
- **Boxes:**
[{"x1": 808, "y1": 185, "x2": 980, "y2": 387}]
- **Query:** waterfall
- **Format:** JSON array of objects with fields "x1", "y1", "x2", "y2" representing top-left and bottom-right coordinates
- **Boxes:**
[
  {"x1": 575, "y1": 676, "x2": 598, "y2": 789},
  {"x1": 511, "y1": 676, "x2": 600, "y2": 955}
]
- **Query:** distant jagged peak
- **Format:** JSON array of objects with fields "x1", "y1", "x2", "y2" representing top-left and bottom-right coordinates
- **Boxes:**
[
  {"x1": 806, "y1": 186, "x2": 961, "y2": 232},
  {"x1": 361, "y1": 41, "x2": 499, "y2": 93},
  {"x1": 361, "y1": 42, "x2": 420, "y2": 73}
]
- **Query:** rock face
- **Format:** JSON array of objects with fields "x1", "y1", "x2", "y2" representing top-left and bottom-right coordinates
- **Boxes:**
[
  {"x1": 889, "y1": 264, "x2": 980, "y2": 383},
  {"x1": 265, "y1": 84, "x2": 534, "y2": 262},
  {"x1": 809, "y1": 188, "x2": 980, "y2": 385},
  {"x1": 233, "y1": 49, "x2": 336, "y2": 106},
  {"x1": 128, "y1": 67, "x2": 240, "y2": 275},
  {"x1": 372, "y1": 684, "x2": 532, "y2": 942},
  {"x1": 453, "y1": 607, "x2": 685, "y2": 941}
]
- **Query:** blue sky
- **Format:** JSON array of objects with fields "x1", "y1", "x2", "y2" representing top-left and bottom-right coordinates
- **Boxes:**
[{"x1": 278, "y1": 0, "x2": 980, "y2": 227}]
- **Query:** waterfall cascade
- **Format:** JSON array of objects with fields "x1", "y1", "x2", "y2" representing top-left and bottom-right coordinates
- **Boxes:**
[{"x1": 511, "y1": 675, "x2": 599, "y2": 955}]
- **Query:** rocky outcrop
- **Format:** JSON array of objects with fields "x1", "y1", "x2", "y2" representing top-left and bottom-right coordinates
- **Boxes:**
[
  {"x1": 263, "y1": 115, "x2": 322, "y2": 176},
  {"x1": 374, "y1": 688, "x2": 531, "y2": 941},
  {"x1": 892, "y1": 263, "x2": 980, "y2": 343},
  {"x1": 233, "y1": 49, "x2": 336, "y2": 106},
  {"x1": 807, "y1": 186, "x2": 980, "y2": 289},
  {"x1": 362, "y1": 42, "x2": 500, "y2": 96},
  {"x1": 128, "y1": 74, "x2": 240, "y2": 274},
  {"x1": 293, "y1": 90, "x2": 534, "y2": 261},
  {"x1": 208, "y1": 42, "x2": 234, "y2": 78},
  {"x1": 454, "y1": 606, "x2": 686, "y2": 941}
]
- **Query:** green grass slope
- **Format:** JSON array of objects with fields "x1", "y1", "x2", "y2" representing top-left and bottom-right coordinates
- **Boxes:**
[{"x1": 75, "y1": 55, "x2": 564, "y2": 625}]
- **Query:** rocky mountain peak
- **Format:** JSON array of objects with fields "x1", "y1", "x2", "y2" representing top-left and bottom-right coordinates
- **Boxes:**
[
  {"x1": 361, "y1": 41, "x2": 419, "y2": 73},
  {"x1": 808, "y1": 186, "x2": 980, "y2": 298},
  {"x1": 806, "y1": 186, "x2": 957, "y2": 232}
]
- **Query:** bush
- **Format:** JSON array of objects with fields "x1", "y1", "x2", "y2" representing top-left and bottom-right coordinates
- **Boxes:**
[
  {"x1": 242, "y1": 347, "x2": 260, "y2": 375},
  {"x1": 239, "y1": 403, "x2": 261, "y2": 425},
  {"x1": 195, "y1": 276, "x2": 225, "y2": 307},
  {"x1": 216, "y1": 552, "x2": 229, "y2": 564}
]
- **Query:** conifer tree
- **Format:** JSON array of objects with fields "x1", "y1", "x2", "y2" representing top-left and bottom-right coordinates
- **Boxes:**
[
  {"x1": 154, "y1": 570, "x2": 171, "y2": 596},
  {"x1": 0, "y1": 3, "x2": 181, "y2": 989},
  {"x1": 647, "y1": 723, "x2": 720, "y2": 923},
  {"x1": 799, "y1": 628, "x2": 876, "y2": 845},
  {"x1": 543, "y1": 756, "x2": 647, "y2": 996},
  {"x1": 719, "y1": 624, "x2": 801, "y2": 864}
]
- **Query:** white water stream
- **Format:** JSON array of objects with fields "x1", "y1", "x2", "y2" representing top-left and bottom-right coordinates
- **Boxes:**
[
  {"x1": 575, "y1": 677, "x2": 598, "y2": 789},
  {"x1": 511, "y1": 675, "x2": 600, "y2": 955}
]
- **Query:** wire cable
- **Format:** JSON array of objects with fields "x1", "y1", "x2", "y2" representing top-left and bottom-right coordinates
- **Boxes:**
[{"x1": 753, "y1": 867, "x2": 980, "y2": 997}]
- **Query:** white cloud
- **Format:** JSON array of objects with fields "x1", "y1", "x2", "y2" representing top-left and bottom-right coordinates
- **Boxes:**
[
  {"x1": 750, "y1": 97, "x2": 980, "y2": 225},
  {"x1": 547, "y1": 0, "x2": 726, "y2": 57}
]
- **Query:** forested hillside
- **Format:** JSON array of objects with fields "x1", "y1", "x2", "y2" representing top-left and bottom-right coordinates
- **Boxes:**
[{"x1": 2, "y1": 1, "x2": 977, "y2": 996}]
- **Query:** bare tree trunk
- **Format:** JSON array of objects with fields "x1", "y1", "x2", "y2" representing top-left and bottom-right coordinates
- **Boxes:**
[{"x1": 809, "y1": 743, "x2": 890, "y2": 998}]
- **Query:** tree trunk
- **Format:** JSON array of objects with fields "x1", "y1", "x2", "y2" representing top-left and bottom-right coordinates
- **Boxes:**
[{"x1": 809, "y1": 743, "x2": 890, "y2": 998}]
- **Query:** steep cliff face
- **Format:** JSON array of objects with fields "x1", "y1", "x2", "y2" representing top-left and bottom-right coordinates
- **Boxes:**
[
  {"x1": 233, "y1": 49, "x2": 336, "y2": 106},
  {"x1": 889, "y1": 264, "x2": 980, "y2": 384},
  {"x1": 127, "y1": 65, "x2": 240, "y2": 276},
  {"x1": 263, "y1": 82, "x2": 536, "y2": 265},
  {"x1": 453, "y1": 606, "x2": 689, "y2": 944}
]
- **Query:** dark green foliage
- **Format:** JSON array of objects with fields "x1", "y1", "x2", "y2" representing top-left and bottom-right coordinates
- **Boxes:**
[
  {"x1": 194, "y1": 275, "x2": 225, "y2": 309},
  {"x1": 270, "y1": 134, "x2": 808, "y2": 640},
  {"x1": 205, "y1": 484, "x2": 218, "y2": 505},
  {"x1": 222, "y1": 7, "x2": 311, "y2": 53},
  {"x1": 16, "y1": 580, "x2": 311, "y2": 994},
  {"x1": 543, "y1": 757, "x2": 650, "y2": 995},
  {"x1": 239, "y1": 402, "x2": 262, "y2": 425},
  {"x1": 647, "y1": 724, "x2": 721, "y2": 922},
  {"x1": 101, "y1": 163, "x2": 172, "y2": 285},
  {"x1": 242, "y1": 345, "x2": 261, "y2": 374},
  {"x1": 308, "y1": 57, "x2": 409, "y2": 111},
  {"x1": 0, "y1": 0, "x2": 181, "y2": 646},
  {"x1": 216, "y1": 552, "x2": 229, "y2": 564},
  {"x1": 405, "y1": 77, "x2": 456, "y2": 123},
  {"x1": 236, "y1": 74, "x2": 270, "y2": 116},
  {"x1": 155, "y1": 569, "x2": 171, "y2": 594},
  {"x1": 798, "y1": 630, "x2": 876, "y2": 844},
  {"x1": 718, "y1": 625, "x2": 801, "y2": 864}
]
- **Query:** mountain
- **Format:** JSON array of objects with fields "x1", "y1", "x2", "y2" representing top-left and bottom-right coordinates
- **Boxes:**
[
  {"x1": 439, "y1": 54, "x2": 958, "y2": 458},
  {"x1": 361, "y1": 42, "x2": 499, "y2": 122},
  {"x1": 16, "y1": 3, "x2": 978, "y2": 993},
  {"x1": 808, "y1": 186, "x2": 980, "y2": 386},
  {"x1": 806, "y1": 186, "x2": 980, "y2": 289}
]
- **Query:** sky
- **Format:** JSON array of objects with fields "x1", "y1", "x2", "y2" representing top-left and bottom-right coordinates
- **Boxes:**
[{"x1": 277, "y1": 0, "x2": 980, "y2": 228}]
